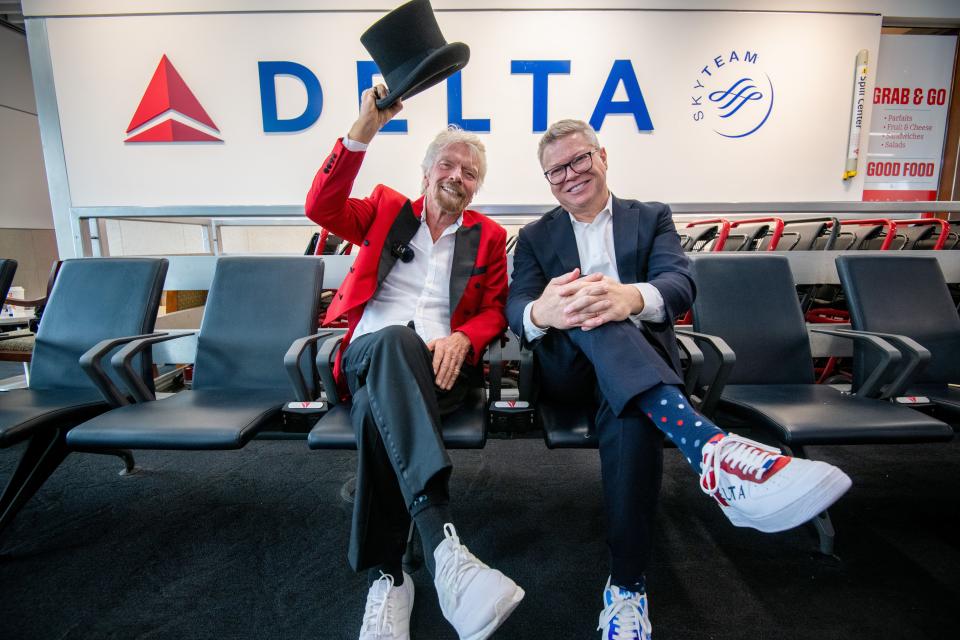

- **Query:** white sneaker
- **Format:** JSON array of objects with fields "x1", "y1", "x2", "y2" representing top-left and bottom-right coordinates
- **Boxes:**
[
  {"x1": 359, "y1": 571, "x2": 414, "y2": 640},
  {"x1": 598, "y1": 577, "x2": 652, "y2": 640},
  {"x1": 699, "y1": 433, "x2": 852, "y2": 532},
  {"x1": 433, "y1": 523, "x2": 525, "y2": 640}
]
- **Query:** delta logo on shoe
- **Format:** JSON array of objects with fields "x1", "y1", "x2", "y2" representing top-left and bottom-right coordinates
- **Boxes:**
[
  {"x1": 699, "y1": 433, "x2": 852, "y2": 533},
  {"x1": 708, "y1": 454, "x2": 790, "y2": 506},
  {"x1": 125, "y1": 55, "x2": 222, "y2": 143}
]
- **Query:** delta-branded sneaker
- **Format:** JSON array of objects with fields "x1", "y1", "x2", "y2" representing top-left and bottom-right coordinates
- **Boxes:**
[
  {"x1": 433, "y1": 523, "x2": 525, "y2": 640},
  {"x1": 699, "y1": 433, "x2": 852, "y2": 532},
  {"x1": 598, "y1": 577, "x2": 652, "y2": 640},
  {"x1": 359, "y1": 571, "x2": 414, "y2": 640}
]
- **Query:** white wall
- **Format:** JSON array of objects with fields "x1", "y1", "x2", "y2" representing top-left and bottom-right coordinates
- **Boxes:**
[
  {"x1": 0, "y1": 27, "x2": 54, "y2": 230},
  {"x1": 42, "y1": 10, "x2": 882, "y2": 205},
  {"x1": 19, "y1": 1, "x2": 960, "y2": 23},
  {"x1": 19, "y1": 0, "x2": 958, "y2": 260}
]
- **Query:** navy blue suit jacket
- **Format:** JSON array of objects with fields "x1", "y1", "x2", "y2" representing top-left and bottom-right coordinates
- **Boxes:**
[{"x1": 506, "y1": 196, "x2": 695, "y2": 375}]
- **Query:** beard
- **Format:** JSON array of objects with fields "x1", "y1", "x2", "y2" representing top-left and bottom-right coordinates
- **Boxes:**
[{"x1": 433, "y1": 180, "x2": 468, "y2": 214}]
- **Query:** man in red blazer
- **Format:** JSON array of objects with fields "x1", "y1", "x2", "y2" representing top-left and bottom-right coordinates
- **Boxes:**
[{"x1": 305, "y1": 84, "x2": 523, "y2": 640}]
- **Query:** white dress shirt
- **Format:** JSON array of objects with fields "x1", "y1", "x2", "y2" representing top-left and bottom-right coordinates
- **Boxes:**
[
  {"x1": 342, "y1": 136, "x2": 460, "y2": 343},
  {"x1": 522, "y1": 195, "x2": 666, "y2": 341}
]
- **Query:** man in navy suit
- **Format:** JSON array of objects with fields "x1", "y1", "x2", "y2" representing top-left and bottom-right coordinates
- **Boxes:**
[{"x1": 507, "y1": 119, "x2": 851, "y2": 640}]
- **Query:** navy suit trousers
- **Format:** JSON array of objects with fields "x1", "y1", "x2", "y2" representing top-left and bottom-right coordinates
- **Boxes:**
[{"x1": 535, "y1": 320, "x2": 681, "y2": 584}]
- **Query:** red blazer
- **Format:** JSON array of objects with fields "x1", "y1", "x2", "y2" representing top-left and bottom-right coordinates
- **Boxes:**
[{"x1": 305, "y1": 138, "x2": 508, "y2": 393}]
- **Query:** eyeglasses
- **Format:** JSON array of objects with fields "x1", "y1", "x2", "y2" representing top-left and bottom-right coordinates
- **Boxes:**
[{"x1": 543, "y1": 150, "x2": 597, "y2": 185}]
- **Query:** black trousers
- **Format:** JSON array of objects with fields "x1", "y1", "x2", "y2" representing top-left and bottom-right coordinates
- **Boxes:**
[
  {"x1": 533, "y1": 320, "x2": 682, "y2": 585},
  {"x1": 342, "y1": 325, "x2": 471, "y2": 572}
]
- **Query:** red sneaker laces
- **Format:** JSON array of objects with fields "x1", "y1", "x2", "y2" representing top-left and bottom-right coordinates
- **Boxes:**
[{"x1": 699, "y1": 434, "x2": 783, "y2": 495}]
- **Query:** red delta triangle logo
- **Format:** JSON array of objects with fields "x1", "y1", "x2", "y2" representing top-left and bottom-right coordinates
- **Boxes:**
[{"x1": 125, "y1": 55, "x2": 221, "y2": 143}]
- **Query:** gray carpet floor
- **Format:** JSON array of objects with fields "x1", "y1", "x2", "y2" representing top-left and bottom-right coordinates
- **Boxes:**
[{"x1": 1, "y1": 436, "x2": 958, "y2": 639}]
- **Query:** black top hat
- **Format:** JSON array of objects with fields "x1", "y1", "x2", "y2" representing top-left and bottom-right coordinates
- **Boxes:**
[{"x1": 360, "y1": 0, "x2": 470, "y2": 109}]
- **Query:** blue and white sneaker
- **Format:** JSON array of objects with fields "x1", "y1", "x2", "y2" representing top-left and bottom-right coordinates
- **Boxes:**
[{"x1": 598, "y1": 577, "x2": 651, "y2": 640}]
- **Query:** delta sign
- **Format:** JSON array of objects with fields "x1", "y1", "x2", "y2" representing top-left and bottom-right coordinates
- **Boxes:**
[{"x1": 125, "y1": 54, "x2": 658, "y2": 143}]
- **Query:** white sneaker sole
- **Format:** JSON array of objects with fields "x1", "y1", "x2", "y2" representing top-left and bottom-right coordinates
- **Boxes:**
[
  {"x1": 459, "y1": 585, "x2": 525, "y2": 640},
  {"x1": 723, "y1": 465, "x2": 852, "y2": 533}
]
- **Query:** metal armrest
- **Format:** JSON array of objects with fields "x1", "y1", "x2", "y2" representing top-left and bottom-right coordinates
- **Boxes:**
[
  {"x1": 517, "y1": 346, "x2": 535, "y2": 402},
  {"x1": 826, "y1": 328, "x2": 930, "y2": 399},
  {"x1": 80, "y1": 333, "x2": 164, "y2": 407},
  {"x1": 110, "y1": 331, "x2": 197, "y2": 403},
  {"x1": 809, "y1": 328, "x2": 901, "y2": 399},
  {"x1": 675, "y1": 333, "x2": 704, "y2": 398},
  {"x1": 285, "y1": 331, "x2": 334, "y2": 402},
  {"x1": 316, "y1": 334, "x2": 346, "y2": 406},
  {"x1": 674, "y1": 329, "x2": 736, "y2": 418},
  {"x1": 486, "y1": 336, "x2": 503, "y2": 403}
]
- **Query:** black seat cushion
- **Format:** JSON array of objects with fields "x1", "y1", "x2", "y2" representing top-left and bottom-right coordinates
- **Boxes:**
[
  {"x1": 540, "y1": 402, "x2": 596, "y2": 449},
  {"x1": 719, "y1": 384, "x2": 953, "y2": 445},
  {"x1": 308, "y1": 387, "x2": 486, "y2": 450},
  {"x1": 0, "y1": 388, "x2": 107, "y2": 447},
  {"x1": 0, "y1": 259, "x2": 16, "y2": 303},
  {"x1": 539, "y1": 401, "x2": 680, "y2": 449},
  {"x1": 66, "y1": 389, "x2": 290, "y2": 450},
  {"x1": 902, "y1": 383, "x2": 960, "y2": 427}
]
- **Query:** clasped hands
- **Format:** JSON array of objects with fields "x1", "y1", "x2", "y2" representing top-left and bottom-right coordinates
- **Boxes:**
[{"x1": 530, "y1": 268, "x2": 645, "y2": 331}]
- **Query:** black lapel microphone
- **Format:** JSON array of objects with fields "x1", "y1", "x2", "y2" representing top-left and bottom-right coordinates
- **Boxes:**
[{"x1": 391, "y1": 242, "x2": 415, "y2": 263}]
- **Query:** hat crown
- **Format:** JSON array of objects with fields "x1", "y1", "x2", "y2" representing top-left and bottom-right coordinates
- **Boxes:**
[
  {"x1": 360, "y1": 0, "x2": 446, "y2": 78},
  {"x1": 359, "y1": 0, "x2": 470, "y2": 109}
]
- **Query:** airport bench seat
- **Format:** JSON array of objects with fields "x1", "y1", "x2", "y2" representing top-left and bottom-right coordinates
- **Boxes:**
[
  {"x1": 308, "y1": 385, "x2": 487, "y2": 450},
  {"x1": 0, "y1": 257, "x2": 168, "y2": 534},
  {"x1": 0, "y1": 388, "x2": 107, "y2": 447},
  {"x1": 67, "y1": 388, "x2": 292, "y2": 450},
  {"x1": 688, "y1": 253, "x2": 952, "y2": 553},
  {"x1": 0, "y1": 259, "x2": 14, "y2": 304},
  {"x1": 718, "y1": 383, "x2": 953, "y2": 446},
  {"x1": 530, "y1": 334, "x2": 706, "y2": 450},
  {"x1": 64, "y1": 256, "x2": 325, "y2": 455},
  {"x1": 838, "y1": 254, "x2": 960, "y2": 429},
  {"x1": 307, "y1": 333, "x2": 490, "y2": 451}
]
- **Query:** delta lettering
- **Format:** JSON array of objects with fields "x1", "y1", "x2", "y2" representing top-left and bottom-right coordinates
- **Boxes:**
[{"x1": 257, "y1": 59, "x2": 654, "y2": 134}]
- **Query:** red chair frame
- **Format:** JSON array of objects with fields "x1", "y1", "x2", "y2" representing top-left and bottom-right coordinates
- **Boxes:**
[{"x1": 729, "y1": 217, "x2": 786, "y2": 251}]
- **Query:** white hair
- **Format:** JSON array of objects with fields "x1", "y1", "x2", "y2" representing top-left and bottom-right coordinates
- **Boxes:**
[{"x1": 421, "y1": 126, "x2": 487, "y2": 193}]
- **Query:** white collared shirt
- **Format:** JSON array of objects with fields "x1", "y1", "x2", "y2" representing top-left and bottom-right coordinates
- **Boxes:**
[
  {"x1": 353, "y1": 213, "x2": 461, "y2": 343},
  {"x1": 522, "y1": 195, "x2": 666, "y2": 341},
  {"x1": 344, "y1": 133, "x2": 460, "y2": 343}
]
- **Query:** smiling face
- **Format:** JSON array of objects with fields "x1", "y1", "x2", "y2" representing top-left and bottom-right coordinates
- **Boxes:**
[
  {"x1": 540, "y1": 132, "x2": 610, "y2": 220},
  {"x1": 422, "y1": 142, "x2": 480, "y2": 219}
]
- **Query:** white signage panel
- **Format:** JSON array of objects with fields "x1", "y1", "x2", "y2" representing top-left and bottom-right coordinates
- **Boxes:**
[
  {"x1": 44, "y1": 11, "x2": 881, "y2": 207},
  {"x1": 863, "y1": 34, "x2": 956, "y2": 201}
]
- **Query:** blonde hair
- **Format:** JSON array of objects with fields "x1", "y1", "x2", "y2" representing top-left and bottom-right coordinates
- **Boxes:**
[{"x1": 538, "y1": 119, "x2": 600, "y2": 165}]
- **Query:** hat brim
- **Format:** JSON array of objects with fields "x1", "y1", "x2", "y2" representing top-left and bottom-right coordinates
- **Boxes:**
[{"x1": 375, "y1": 42, "x2": 470, "y2": 109}]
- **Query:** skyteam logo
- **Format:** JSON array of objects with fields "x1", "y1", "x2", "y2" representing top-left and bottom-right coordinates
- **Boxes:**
[{"x1": 691, "y1": 50, "x2": 774, "y2": 139}]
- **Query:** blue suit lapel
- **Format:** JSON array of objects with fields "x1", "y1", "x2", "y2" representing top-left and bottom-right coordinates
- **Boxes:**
[
  {"x1": 612, "y1": 195, "x2": 639, "y2": 284},
  {"x1": 547, "y1": 209, "x2": 581, "y2": 274}
]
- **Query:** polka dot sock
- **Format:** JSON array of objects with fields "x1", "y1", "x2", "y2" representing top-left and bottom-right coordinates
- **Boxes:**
[{"x1": 637, "y1": 384, "x2": 725, "y2": 473}]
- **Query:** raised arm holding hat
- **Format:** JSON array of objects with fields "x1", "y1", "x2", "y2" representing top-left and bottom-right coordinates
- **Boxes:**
[{"x1": 305, "y1": 82, "x2": 522, "y2": 640}]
